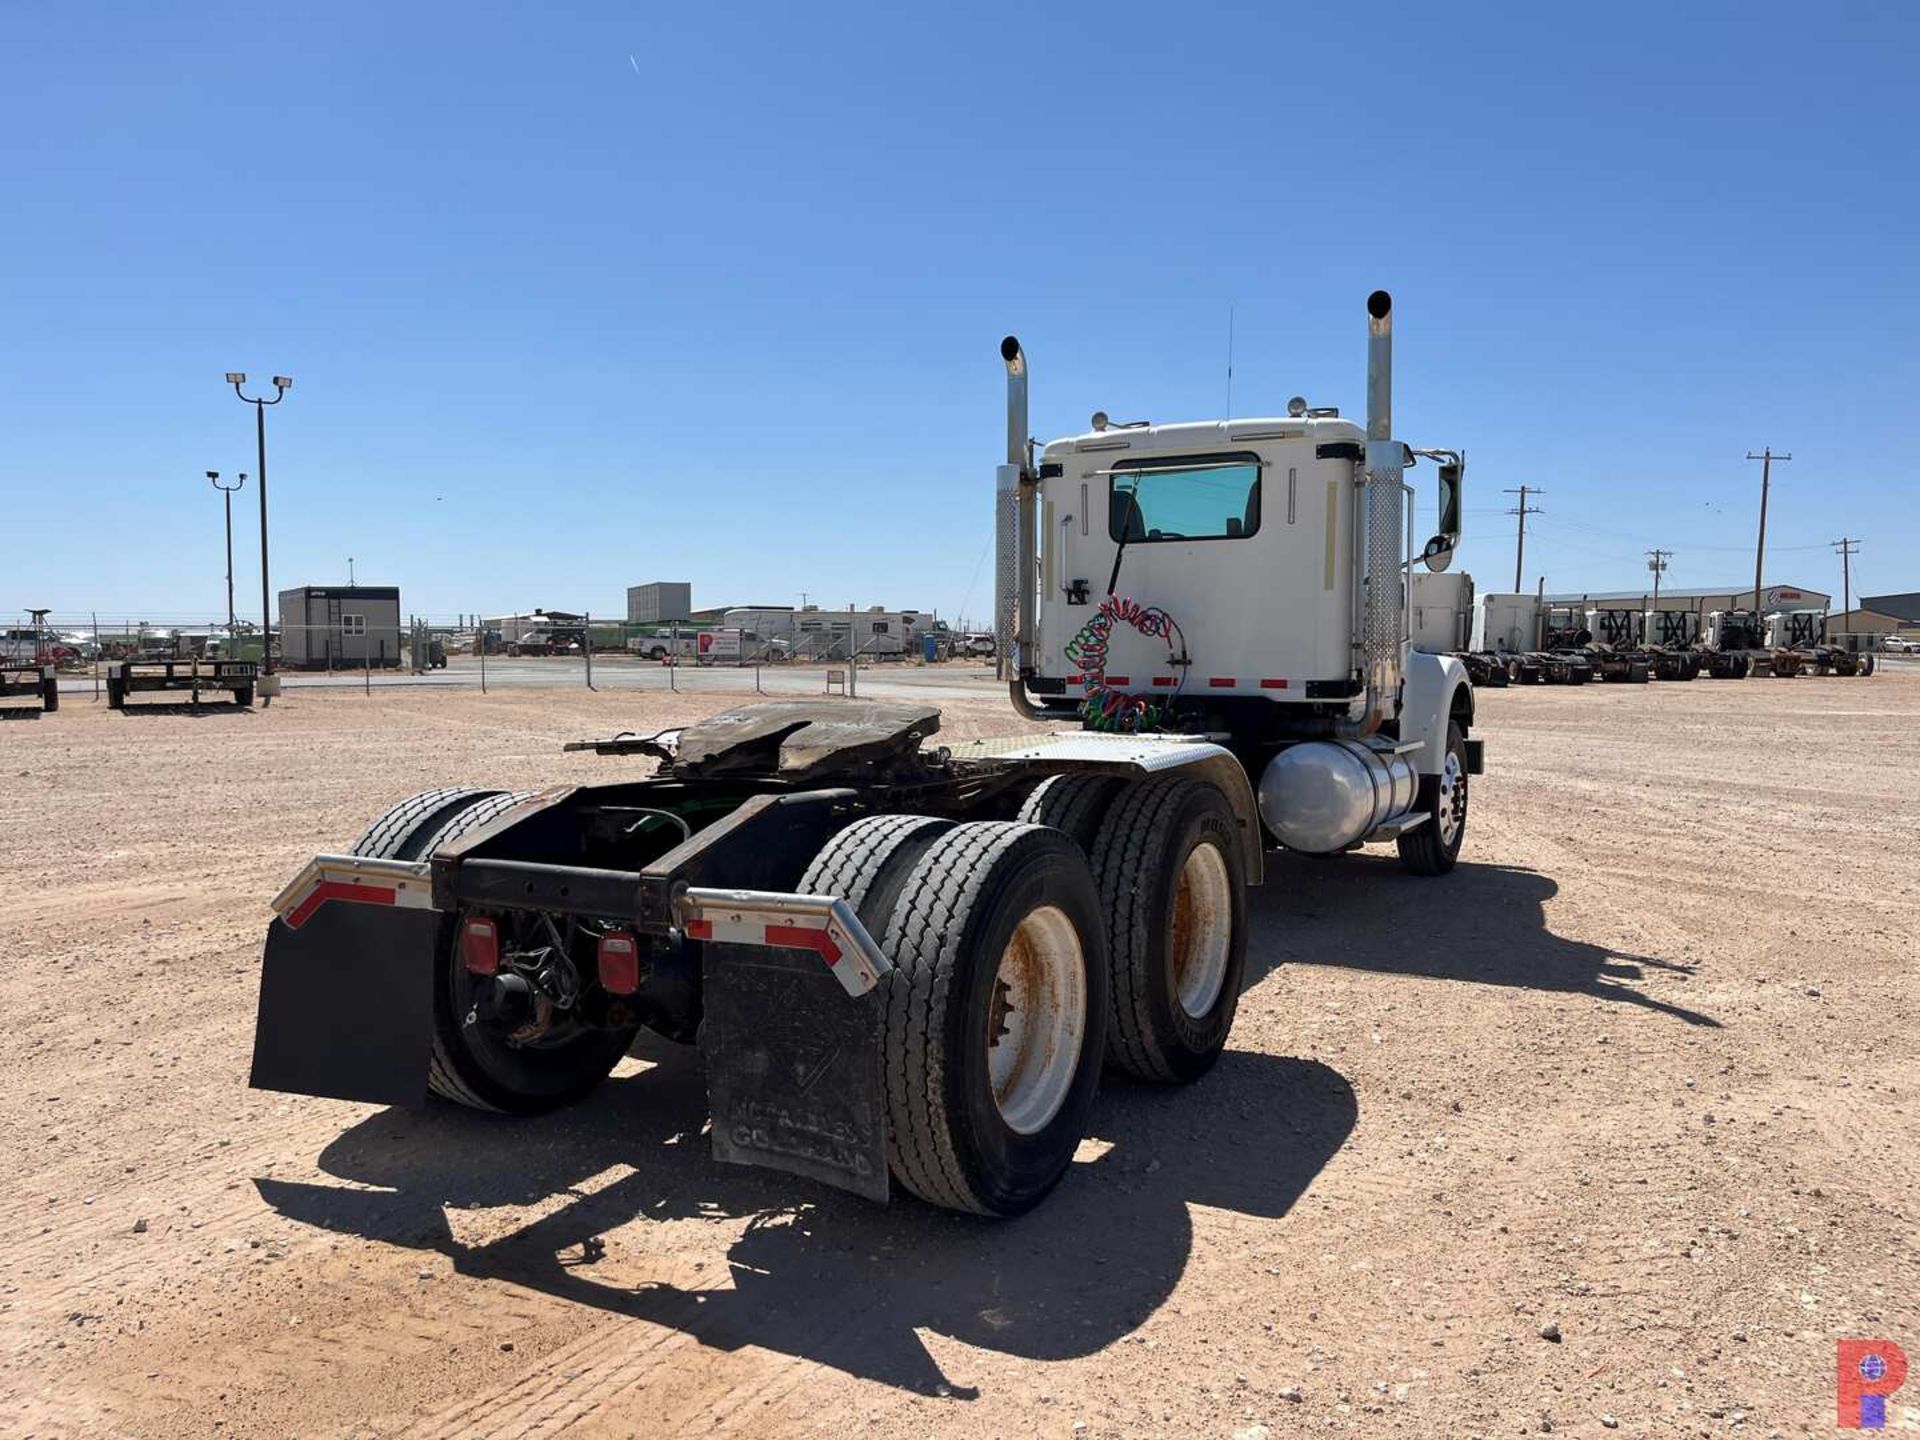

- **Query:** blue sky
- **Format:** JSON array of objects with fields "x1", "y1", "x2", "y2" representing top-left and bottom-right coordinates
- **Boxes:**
[{"x1": 4, "y1": 2, "x2": 1915, "y2": 626}]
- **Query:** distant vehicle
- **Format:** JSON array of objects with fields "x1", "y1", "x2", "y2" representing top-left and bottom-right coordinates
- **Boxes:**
[
  {"x1": 1880, "y1": 635, "x2": 1917, "y2": 654},
  {"x1": 0, "y1": 627, "x2": 78, "y2": 667},
  {"x1": 508, "y1": 630, "x2": 580, "y2": 658},
  {"x1": 628, "y1": 632, "x2": 699, "y2": 662},
  {"x1": 963, "y1": 632, "x2": 996, "y2": 658}
]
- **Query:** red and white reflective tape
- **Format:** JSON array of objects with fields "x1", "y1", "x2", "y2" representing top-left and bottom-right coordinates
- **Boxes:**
[
  {"x1": 677, "y1": 887, "x2": 891, "y2": 998},
  {"x1": 270, "y1": 854, "x2": 435, "y2": 930}
]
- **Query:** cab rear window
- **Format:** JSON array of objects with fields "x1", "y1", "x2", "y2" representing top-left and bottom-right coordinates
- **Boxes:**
[{"x1": 1108, "y1": 453, "x2": 1261, "y2": 543}]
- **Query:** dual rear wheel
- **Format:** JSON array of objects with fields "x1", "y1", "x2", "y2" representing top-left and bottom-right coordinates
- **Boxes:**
[{"x1": 804, "y1": 773, "x2": 1250, "y2": 1215}]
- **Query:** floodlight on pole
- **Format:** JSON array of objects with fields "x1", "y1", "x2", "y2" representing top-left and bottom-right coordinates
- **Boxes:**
[
  {"x1": 229, "y1": 371, "x2": 292, "y2": 686},
  {"x1": 208, "y1": 469, "x2": 246, "y2": 634}
]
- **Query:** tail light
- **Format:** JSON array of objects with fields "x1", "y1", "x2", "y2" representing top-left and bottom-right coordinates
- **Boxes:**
[
  {"x1": 459, "y1": 916, "x2": 500, "y2": 976},
  {"x1": 597, "y1": 931, "x2": 641, "y2": 995}
]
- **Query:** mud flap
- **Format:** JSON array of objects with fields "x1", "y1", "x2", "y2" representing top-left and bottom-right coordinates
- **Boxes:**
[
  {"x1": 701, "y1": 942, "x2": 889, "y2": 1202},
  {"x1": 249, "y1": 904, "x2": 440, "y2": 1106}
]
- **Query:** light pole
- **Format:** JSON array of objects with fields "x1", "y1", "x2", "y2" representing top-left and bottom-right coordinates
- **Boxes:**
[
  {"x1": 207, "y1": 470, "x2": 246, "y2": 636},
  {"x1": 348, "y1": 555, "x2": 356, "y2": 586},
  {"x1": 227, "y1": 373, "x2": 292, "y2": 674}
]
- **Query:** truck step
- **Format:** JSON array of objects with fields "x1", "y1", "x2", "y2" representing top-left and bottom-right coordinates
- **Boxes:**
[{"x1": 1365, "y1": 812, "x2": 1430, "y2": 841}]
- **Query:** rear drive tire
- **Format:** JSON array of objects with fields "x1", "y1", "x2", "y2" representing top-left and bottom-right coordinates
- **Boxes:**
[
  {"x1": 878, "y1": 822, "x2": 1107, "y2": 1216},
  {"x1": 1087, "y1": 777, "x2": 1248, "y2": 1084},
  {"x1": 351, "y1": 789, "x2": 639, "y2": 1113},
  {"x1": 1397, "y1": 722, "x2": 1469, "y2": 877},
  {"x1": 1017, "y1": 772, "x2": 1125, "y2": 854},
  {"x1": 798, "y1": 814, "x2": 957, "y2": 932}
]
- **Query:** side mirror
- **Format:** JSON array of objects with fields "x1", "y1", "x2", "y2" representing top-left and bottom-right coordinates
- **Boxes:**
[
  {"x1": 1421, "y1": 534, "x2": 1455, "y2": 572},
  {"x1": 1436, "y1": 455, "x2": 1463, "y2": 539}
]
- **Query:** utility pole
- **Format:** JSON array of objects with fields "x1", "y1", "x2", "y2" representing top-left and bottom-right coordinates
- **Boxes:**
[
  {"x1": 1504, "y1": 486, "x2": 1544, "y2": 592},
  {"x1": 1745, "y1": 449, "x2": 1790, "y2": 615},
  {"x1": 1832, "y1": 536, "x2": 1860, "y2": 634},
  {"x1": 1645, "y1": 548, "x2": 1672, "y2": 611}
]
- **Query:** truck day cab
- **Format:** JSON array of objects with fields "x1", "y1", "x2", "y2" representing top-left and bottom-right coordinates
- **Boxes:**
[{"x1": 250, "y1": 291, "x2": 1482, "y2": 1217}]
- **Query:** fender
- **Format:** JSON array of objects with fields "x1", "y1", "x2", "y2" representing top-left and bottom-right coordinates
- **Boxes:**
[
  {"x1": 1400, "y1": 650, "x2": 1473, "y2": 776},
  {"x1": 944, "y1": 733, "x2": 1264, "y2": 884}
]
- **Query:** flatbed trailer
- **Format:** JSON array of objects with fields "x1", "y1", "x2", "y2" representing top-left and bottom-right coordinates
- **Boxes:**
[
  {"x1": 0, "y1": 663, "x2": 59, "y2": 717},
  {"x1": 106, "y1": 657, "x2": 257, "y2": 709}
]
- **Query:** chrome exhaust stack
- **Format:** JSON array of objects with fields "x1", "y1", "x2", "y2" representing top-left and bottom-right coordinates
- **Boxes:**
[
  {"x1": 1002, "y1": 335, "x2": 1028, "y2": 472},
  {"x1": 1355, "y1": 290, "x2": 1406, "y2": 733},
  {"x1": 1366, "y1": 289, "x2": 1392, "y2": 443},
  {"x1": 997, "y1": 337, "x2": 1040, "y2": 705}
]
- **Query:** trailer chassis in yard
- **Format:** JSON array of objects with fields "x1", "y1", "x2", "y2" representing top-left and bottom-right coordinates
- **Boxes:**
[
  {"x1": 106, "y1": 657, "x2": 257, "y2": 709},
  {"x1": 251, "y1": 291, "x2": 1484, "y2": 1216},
  {"x1": 0, "y1": 662, "x2": 59, "y2": 717}
]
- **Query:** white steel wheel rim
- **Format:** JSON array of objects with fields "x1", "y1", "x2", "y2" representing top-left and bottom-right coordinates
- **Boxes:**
[
  {"x1": 1437, "y1": 752, "x2": 1466, "y2": 847},
  {"x1": 986, "y1": 906, "x2": 1086, "y2": 1136},
  {"x1": 1171, "y1": 841, "x2": 1233, "y2": 1019}
]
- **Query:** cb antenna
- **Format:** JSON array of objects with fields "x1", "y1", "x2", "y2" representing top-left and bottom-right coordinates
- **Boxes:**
[{"x1": 1225, "y1": 304, "x2": 1235, "y2": 418}]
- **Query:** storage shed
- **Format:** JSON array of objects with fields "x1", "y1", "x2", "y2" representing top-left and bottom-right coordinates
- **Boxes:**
[{"x1": 278, "y1": 585, "x2": 403, "y2": 669}]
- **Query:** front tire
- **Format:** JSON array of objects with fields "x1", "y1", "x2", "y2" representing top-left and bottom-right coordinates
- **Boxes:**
[
  {"x1": 877, "y1": 822, "x2": 1108, "y2": 1216},
  {"x1": 1088, "y1": 777, "x2": 1248, "y2": 1084},
  {"x1": 1397, "y1": 722, "x2": 1469, "y2": 877}
]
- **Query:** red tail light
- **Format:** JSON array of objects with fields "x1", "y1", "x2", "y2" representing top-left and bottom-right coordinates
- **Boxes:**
[
  {"x1": 597, "y1": 931, "x2": 641, "y2": 995},
  {"x1": 459, "y1": 916, "x2": 500, "y2": 976}
]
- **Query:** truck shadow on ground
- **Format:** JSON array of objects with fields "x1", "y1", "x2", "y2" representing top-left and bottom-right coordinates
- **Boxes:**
[
  {"x1": 258, "y1": 1044, "x2": 1355, "y2": 1399},
  {"x1": 1248, "y1": 854, "x2": 1718, "y2": 1027},
  {"x1": 107, "y1": 702, "x2": 257, "y2": 718}
]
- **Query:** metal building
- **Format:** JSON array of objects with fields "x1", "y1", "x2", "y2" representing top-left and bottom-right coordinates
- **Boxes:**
[
  {"x1": 1543, "y1": 582, "x2": 1830, "y2": 614},
  {"x1": 278, "y1": 585, "x2": 402, "y2": 669},
  {"x1": 627, "y1": 582, "x2": 693, "y2": 624}
]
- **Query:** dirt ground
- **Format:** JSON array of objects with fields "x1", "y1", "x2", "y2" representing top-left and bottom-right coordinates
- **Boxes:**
[{"x1": 3, "y1": 673, "x2": 1916, "y2": 1439}]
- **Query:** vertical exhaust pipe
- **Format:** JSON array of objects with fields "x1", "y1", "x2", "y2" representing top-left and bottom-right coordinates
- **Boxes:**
[
  {"x1": 996, "y1": 337, "x2": 1041, "y2": 707},
  {"x1": 1365, "y1": 289, "x2": 1392, "y2": 441},
  {"x1": 1002, "y1": 336, "x2": 1028, "y2": 470},
  {"x1": 1353, "y1": 289, "x2": 1404, "y2": 734}
]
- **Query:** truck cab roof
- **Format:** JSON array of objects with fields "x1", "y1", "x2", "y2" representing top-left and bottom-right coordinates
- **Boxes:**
[{"x1": 1040, "y1": 414, "x2": 1366, "y2": 463}]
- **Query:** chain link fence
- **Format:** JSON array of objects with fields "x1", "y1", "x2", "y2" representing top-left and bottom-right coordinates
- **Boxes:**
[{"x1": 11, "y1": 609, "x2": 998, "y2": 700}]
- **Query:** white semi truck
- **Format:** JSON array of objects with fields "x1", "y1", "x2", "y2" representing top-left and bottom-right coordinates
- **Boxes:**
[{"x1": 249, "y1": 291, "x2": 1481, "y2": 1218}]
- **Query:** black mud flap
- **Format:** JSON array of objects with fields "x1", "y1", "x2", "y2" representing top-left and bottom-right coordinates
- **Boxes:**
[
  {"x1": 249, "y1": 904, "x2": 440, "y2": 1106},
  {"x1": 1464, "y1": 737, "x2": 1485, "y2": 776},
  {"x1": 701, "y1": 942, "x2": 889, "y2": 1202}
]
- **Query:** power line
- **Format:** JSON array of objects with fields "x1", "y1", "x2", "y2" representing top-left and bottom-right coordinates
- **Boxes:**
[{"x1": 1503, "y1": 485, "x2": 1544, "y2": 591}]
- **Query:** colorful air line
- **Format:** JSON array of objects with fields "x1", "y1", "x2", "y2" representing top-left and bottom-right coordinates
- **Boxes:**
[{"x1": 1063, "y1": 596, "x2": 1186, "y2": 732}]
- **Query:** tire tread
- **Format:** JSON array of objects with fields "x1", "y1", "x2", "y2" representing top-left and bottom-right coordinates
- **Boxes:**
[
  {"x1": 1088, "y1": 776, "x2": 1202, "y2": 1082},
  {"x1": 881, "y1": 822, "x2": 1066, "y2": 1213}
]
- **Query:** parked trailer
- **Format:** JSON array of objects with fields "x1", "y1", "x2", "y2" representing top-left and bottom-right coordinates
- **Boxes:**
[
  {"x1": 106, "y1": 657, "x2": 256, "y2": 709},
  {"x1": 250, "y1": 291, "x2": 1484, "y2": 1217},
  {"x1": 0, "y1": 663, "x2": 59, "y2": 717}
]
